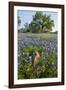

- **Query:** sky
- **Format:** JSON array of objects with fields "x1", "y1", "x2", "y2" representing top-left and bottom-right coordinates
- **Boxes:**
[{"x1": 17, "y1": 10, "x2": 58, "y2": 32}]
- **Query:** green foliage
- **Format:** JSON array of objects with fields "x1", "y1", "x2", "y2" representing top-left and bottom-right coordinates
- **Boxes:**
[
  {"x1": 29, "y1": 11, "x2": 54, "y2": 33},
  {"x1": 18, "y1": 45, "x2": 57, "y2": 79},
  {"x1": 18, "y1": 28, "x2": 28, "y2": 33},
  {"x1": 18, "y1": 59, "x2": 33, "y2": 79},
  {"x1": 22, "y1": 45, "x2": 42, "y2": 54}
]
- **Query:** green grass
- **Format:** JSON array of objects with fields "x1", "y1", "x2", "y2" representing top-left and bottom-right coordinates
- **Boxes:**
[{"x1": 18, "y1": 33, "x2": 57, "y2": 40}]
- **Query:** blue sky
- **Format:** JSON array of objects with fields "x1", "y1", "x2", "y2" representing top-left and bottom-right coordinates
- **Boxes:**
[{"x1": 17, "y1": 10, "x2": 58, "y2": 32}]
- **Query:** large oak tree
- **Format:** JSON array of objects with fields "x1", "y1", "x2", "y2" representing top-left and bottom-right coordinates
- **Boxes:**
[{"x1": 29, "y1": 11, "x2": 54, "y2": 33}]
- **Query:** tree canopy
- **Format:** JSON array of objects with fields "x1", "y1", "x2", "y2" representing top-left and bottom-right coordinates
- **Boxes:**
[{"x1": 18, "y1": 11, "x2": 55, "y2": 33}]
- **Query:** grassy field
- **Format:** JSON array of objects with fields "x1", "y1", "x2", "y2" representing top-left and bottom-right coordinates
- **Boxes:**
[{"x1": 18, "y1": 33, "x2": 57, "y2": 40}]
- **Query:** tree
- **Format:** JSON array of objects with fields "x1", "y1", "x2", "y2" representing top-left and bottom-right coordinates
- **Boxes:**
[
  {"x1": 29, "y1": 21, "x2": 41, "y2": 33},
  {"x1": 29, "y1": 11, "x2": 54, "y2": 33},
  {"x1": 42, "y1": 15, "x2": 54, "y2": 32},
  {"x1": 18, "y1": 16, "x2": 21, "y2": 26},
  {"x1": 24, "y1": 23, "x2": 30, "y2": 32},
  {"x1": 29, "y1": 12, "x2": 43, "y2": 33}
]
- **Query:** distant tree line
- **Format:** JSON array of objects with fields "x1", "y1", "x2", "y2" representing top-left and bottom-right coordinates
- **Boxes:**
[{"x1": 18, "y1": 11, "x2": 55, "y2": 33}]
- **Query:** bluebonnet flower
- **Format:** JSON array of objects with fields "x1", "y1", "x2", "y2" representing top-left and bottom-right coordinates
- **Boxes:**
[
  {"x1": 28, "y1": 56, "x2": 32, "y2": 64},
  {"x1": 48, "y1": 64, "x2": 53, "y2": 68},
  {"x1": 31, "y1": 52, "x2": 36, "y2": 60},
  {"x1": 44, "y1": 53, "x2": 48, "y2": 60},
  {"x1": 18, "y1": 33, "x2": 57, "y2": 70}
]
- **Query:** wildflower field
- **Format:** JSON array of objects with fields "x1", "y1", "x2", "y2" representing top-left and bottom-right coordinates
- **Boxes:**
[{"x1": 18, "y1": 33, "x2": 57, "y2": 79}]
